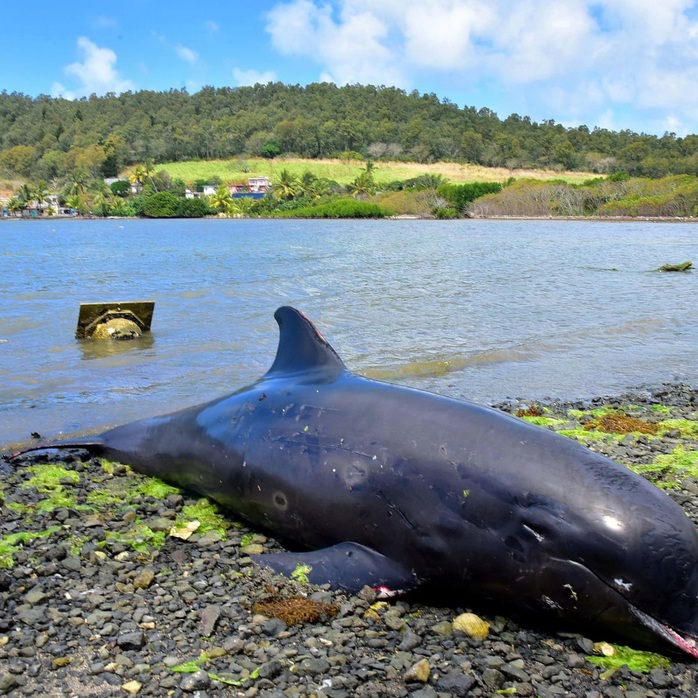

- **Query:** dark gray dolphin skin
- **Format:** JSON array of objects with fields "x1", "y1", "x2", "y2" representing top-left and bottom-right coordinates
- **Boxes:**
[{"x1": 11, "y1": 306, "x2": 698, "y2": 658}]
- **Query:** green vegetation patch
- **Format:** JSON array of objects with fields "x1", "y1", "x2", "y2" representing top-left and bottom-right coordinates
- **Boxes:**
[
  {"x1": 84, "y1": 470, "x2": 180, "y2": 511},
  {"x1": 657, "y1": 418, "x2": 698, "y2": 437},
  {"x1": 22, "y1": 464, "x2": 81, "y2": 512},
  {"x1": 628, "y1": 447, "x2": 698, "y2": 489},
  {"x1": 176, "y1": 499, "x2": 230, "y2": 537},
  {"x1": 271, "y1": 198, "x2": 389, "y2": 218},
  {"x1": 557, "y1": 427, "x2": 617, "y2": 444},
  {"x1": 519, "y1": 415, "x2": 567, "y2": 428},
  {"x1": 102, "y1": 523, "x2": 166, "y2": 555},
  {"x1": 170, "y1": 648, "x2": 259, "y2": 686},
  {"x1": 586, "y1": 645, "x2": 670, "y2": 674},
  {"x1": 0, "y1": 526, "x2": 62, "y2": 568}
]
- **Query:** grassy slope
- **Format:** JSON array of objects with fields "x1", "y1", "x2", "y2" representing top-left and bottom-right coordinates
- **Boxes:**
[{"x1": 148, "y1": 157, "x2": 596, "y2": 187}]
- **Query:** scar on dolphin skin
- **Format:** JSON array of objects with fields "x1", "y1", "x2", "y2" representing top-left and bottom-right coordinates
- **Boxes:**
[{"x1": 10, "y1": 306, "x2": 698, "y2": 659}]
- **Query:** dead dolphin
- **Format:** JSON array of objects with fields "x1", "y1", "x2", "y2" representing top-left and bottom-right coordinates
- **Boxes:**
[{"x1": 11, "y1": 306, "x2": 698, "y2": 658}]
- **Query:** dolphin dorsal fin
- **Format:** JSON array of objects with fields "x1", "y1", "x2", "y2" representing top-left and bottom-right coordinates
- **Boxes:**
[{"x1": 265, "y1": 306, "x2": 347, "y2": 379}]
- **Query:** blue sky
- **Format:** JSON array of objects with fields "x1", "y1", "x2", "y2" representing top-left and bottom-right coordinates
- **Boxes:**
[{"x1": 3, "y1": 0, "x2": 698, "y2": 136}]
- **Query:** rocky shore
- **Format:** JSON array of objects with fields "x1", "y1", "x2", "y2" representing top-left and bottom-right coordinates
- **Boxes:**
[{"x1": 1, "y1": 383, "x2": 697, "y2": 698}]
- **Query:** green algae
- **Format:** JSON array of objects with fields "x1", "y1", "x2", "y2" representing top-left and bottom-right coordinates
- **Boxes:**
[
  {"x1": 101, "y1": 522, "x2": 166, "y2": 555},
  {"x1": 84, "y1": 474, "x2": 180, "y2": 512},
  {"x1": 657, "y1": 418, "x2": 698, "y2": 437},
  {"x1": 586, "y1": 645, "x2": 670, "y2": 674},
  {"x1": 291, "y1": 563, "x2": 312, "y2": 585},
  {"x1": 176, "y1": 499, "x2": 230, "y2": 537},
  {"x1": 170, "y1": 648, "x2": 256, "y2": 686},
  {"x1": 650, "y1": 405, "x2": 672, "y2": 415},
  {"x1": 628, "y1": 447, "x2": 698, "y2": 489},
  {"x1": 568, "y1": 406, "x2": 643, "y2": 419},
  {"x1": 558, "y1": 426, "x2": 617, "y2": 443},
  {"x1": 519, "y1": 415, "x2": 567, "y2": 428},
  {"x1": 22, "y1": 464, "x2": 81, "y2": 512},
  {"x1": 0, "y1": 526, "x2": 62, "y2": 568}
]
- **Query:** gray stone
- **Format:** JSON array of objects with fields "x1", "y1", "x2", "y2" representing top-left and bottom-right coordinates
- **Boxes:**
[
  {"x1": 435, "y1": 669, "x2": 476, "y2": 696},
  {"x1": 294, "y1": 657, "x2": 330, "y2": 676},
  {"x1": 0, "y1": 674, "x2": 19, "y2": 694},
  {"x1": 258, "y1": 658, "x2": 284, "y2": 679},
  {"x1": 397, "y1": 630, "x2": 422, "y2": 651},
  {"x1": 117, "y1": 631, "x2": 145, "y2": 650},
  {"x1": 180, "y1": 670, "x2": 211, "y2": 692},
  {"x1": 199, "y1": 604, "x2": 221, "y2": 636}
]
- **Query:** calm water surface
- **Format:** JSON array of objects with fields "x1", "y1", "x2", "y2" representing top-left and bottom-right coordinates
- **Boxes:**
[{"x1": 1, "y1": 217, "x2": 696, "y2": 447}]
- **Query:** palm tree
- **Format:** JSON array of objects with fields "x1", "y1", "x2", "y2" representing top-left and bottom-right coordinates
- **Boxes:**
[
  {"x1": 274, "y1": 169, "x2": 299, "y2": 201},
  {"x1": 209, "y1": 183, "x2": 234, "y2": 214},
  {"x1": 66, "y1": 194, "x2": 88, "y2": 215},
  {"x1": 143, "y1": 158, "x2": 158, "y2": 192},
  {"x1": 348, "y1": 162, "x2": 377, "y2": 199},
  {"x1": 110, "y1": 197, "x2": 129, "y2": 217},
  {"x1": 17, "y1": 183, "x2": 34, "y2": 207},
  {"x1": 68, "y1": 169, "x2": 88, "y2": 197},
  {"x1": 34, "y1": 180, "x2": 50, "y2": 214},
  {"x1": 348, "y1": 171, "x2": 376, "y2": 199},
  {"x1": 129, "y1": 164, "x2": 147, "y2": 190},
  {"x1": 92, "y1": 188, "x2": 113, "y2": 217},
  {"x1": 7, "y1": 196, "x2": 24, "y2": 217}
]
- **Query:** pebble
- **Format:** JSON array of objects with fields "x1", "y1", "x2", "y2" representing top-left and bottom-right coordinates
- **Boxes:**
[{"x1": 2, "y1": 383, "x2": 698, "y2": 697}]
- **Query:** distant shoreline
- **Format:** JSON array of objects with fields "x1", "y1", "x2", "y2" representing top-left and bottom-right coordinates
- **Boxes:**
[{"x1": 3, "y1": 213, "x2": 698, "y2": 223}]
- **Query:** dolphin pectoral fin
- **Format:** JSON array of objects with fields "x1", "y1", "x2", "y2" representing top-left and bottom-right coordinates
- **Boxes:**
[{"x1": 250, "y1": 541, "x2": 418, "y2": 596}]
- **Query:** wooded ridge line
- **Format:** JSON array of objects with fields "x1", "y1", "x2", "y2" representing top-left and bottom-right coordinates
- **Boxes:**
[{"x1": 2, "y1": 82, "x2": 696, "y2": 183}]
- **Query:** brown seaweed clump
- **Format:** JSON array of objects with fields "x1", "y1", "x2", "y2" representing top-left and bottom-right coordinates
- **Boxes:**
[
  {"x1": 585, "y1": 413, "x2": 659, "y2": 435},
  {"x1": 253, "y1": 595, "x2": 339, "y2": 626},
  {"x1": 516, "y1": 405, "x2": 544, "y2": 418}
]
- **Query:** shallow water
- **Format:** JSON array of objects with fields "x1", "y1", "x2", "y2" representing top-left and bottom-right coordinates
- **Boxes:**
[{"x1": 1, "y1": 217, "x2": 696, "y2": 447}]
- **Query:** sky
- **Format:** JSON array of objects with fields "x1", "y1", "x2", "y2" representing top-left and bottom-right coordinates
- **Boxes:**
[{"x1": 3, "y1": 0, "x2": 698, "y2": 136}]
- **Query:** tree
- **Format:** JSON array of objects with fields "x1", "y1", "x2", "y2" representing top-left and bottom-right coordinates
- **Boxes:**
[
  {"x1": 110, "y1": 180, "x2": 131, "y2": 198},
  {"x1": 143, "y1": 158, "x2": 158, "y2": 192},
  {"x1": 141, "y1": 191, "x2": 180, "y2": 217},
  {"x1": 67, "y1": 169, "x2": 88, "y2": 197},
  {"x1": 209, "y1": 183, "x2": 235, "y2": 214},
  {"x1": 274, "y1": 169, "x2": 299, "y2": 201},
  {"x1": 7, "y1": 196, "x2": 25, "y2": 216},
  {"x1": 91, "y1": 183, "x2": 113, "y2": 217},
  {"x1": 130, "y1": 164, "x2": 147, "y2": 188},
  {"x1": 33, "y1": 181, "x2": 50, "y2": 214},
  {"x1": 261, "y1": 140, "x2": 281, "y2": 159},
  {"x1": 348, "y1": 162, "x2": 376, "y2": 198},
  {"x1": 17, "y1": 183, "x2": 34, "y2": 208},
  {"x1": 66, "y1": 194, "x2": 89, "y2": 215}
]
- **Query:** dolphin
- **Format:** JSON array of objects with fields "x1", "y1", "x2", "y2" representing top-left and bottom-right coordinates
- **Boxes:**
[{"x1": 10, "y1": 306, "x2": 698, "y2": 658}]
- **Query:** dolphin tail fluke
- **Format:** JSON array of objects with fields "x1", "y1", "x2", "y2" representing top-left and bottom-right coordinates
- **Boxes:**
[
  {"x1": 9, "y1": 439, "x2": 106, "y2": 462},
  {"x1": 251, "y1": 541, "x2": 418, "y2": 597}
]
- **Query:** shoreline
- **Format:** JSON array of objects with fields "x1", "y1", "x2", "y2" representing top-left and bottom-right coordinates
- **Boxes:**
[
  {"x1": 3, "y1": 212, "x2": 698, "y2": 223},
  {"x1": 1, "y1": 382, "x2": 697, "y2": 696}
]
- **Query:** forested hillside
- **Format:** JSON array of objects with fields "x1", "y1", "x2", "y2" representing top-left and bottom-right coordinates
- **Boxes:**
[{"x1": 2, "y1": 82, "x2": 698, "y2": 184}]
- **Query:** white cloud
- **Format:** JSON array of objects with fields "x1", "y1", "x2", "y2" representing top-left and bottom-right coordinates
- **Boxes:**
[
  {"x1": 266, "y1": 0, "x2": 405, "y2": 87},
  {"x1": 232, "y1": 68, "x2": 278, "y2": 85},
  {"x1": 50, "y1": 82, "x2": 76, "y2": 100},
  {"x1": 176, "y1": 44, "x2": 199, "y2": 64},
  {"x1": 61, "y1": 37, "x2": 134, "y2": 96},
  {"x1": 205, "y1": 20, "x2": 220, "y2": 33},
  {"x1": 91, "y1": 15, "x2": 119, "y2": 30},
  {"x1": 265, "y1": 0, "x2": 698, "y2": 133}
]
